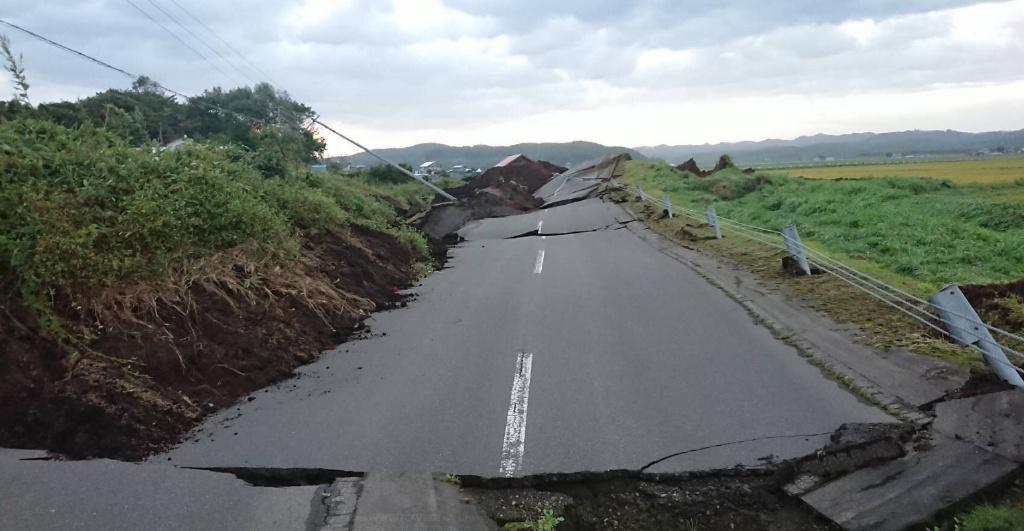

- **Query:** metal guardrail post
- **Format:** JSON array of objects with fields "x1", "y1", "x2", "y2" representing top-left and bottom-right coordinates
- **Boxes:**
[
  {"x1": 930, "y1": 285, "x2": 1024, "y2": 388},
  {"x1": 781, "y1": 224, "x2": 811, "y2": 275},
  {"x1": 635, "y1": 185, "x2": 643, "y2": 200},
  {"x1": 706, "y1": 207, "x2": 722, "y2": 239}
]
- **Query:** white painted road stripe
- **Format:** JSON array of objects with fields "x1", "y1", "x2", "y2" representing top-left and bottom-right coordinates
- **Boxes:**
[
  {"x1": 537, "y1": 220, "x2": 543, "y2": 234},
  {"x1": 499, "y1": 351, "x2": 533, "y2": 477},
  {"x1": 533, "y1": 249, "x2": 545, "y2": 274}
]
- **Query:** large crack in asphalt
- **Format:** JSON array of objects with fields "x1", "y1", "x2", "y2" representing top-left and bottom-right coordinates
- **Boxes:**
[
  {"x1": 460, "y1": 422, "x2": 916, "y2": 529},
  {"x1": 179, "y1": 466, "x2": 363, "y2": 487},
  {"x1": 505, "y1": 219, "x2": 636, "y2": 240}
]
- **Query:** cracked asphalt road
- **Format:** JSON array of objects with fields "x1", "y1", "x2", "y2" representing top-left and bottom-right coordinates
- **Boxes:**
[{"x1": 160, "y1": 197, "x2": 892, "y2": 475}]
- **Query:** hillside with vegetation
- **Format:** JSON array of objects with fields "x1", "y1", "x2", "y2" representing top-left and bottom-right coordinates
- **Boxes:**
[
  {"x1": 337, "y1": 140, "x2": 646, "y2": 170},
  {"x1": 0, "y1": 77, "x2": 435, "y2": 458},
  {"x1": 636, "y1": 129, "x2": 1024, "y2": 166}
]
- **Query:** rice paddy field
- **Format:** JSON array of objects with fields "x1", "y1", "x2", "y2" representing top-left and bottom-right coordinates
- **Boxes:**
[{"x1": 769, "y1": 157, "x2": 1024, "y2": 185}]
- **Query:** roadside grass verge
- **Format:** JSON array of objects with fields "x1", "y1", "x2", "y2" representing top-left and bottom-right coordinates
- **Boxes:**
[
  {"x1": 620, "y1": 160, "x2": 1024, "y2": 288},
  {"x1": 616, "y1": 159, "x2": 1024, "y2": 369}
]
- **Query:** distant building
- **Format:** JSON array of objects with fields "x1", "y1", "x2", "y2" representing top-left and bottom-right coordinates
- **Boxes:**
[
  {"x1": 160, "y1": 136, "x2": 189, "y2": 151},
  {"x1": 417, "y1": 160, "x2": 442, "y2": 177},
  {"x1": 495, "y1": 153, "x2": 530, "y2": 168},
  {"x1": 310, "y1": 164, "x2": 327, "y2": 173}
]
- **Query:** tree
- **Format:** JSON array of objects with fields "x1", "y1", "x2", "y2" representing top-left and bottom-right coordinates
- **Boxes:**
[
  {"x1": 131, "y1": 76, "x2": 164, "y2": 95},
  {"x1": 367, "y1": 163, "x2": 412, "y2": 184},
  {"x1": 0, "y1": 33, "x2": 30, "y2": 104},
  {"x1": 185, "y1": 83, "x2": 325, "y2": 166}
]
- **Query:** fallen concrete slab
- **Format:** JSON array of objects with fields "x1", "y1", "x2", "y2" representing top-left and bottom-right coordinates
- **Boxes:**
[
  {"x1": 534, "y1": 153, "x2": 629, "y2": 207},
  {"x1": 934, "y1": 389, "x2": 1024, "y2": 463},
  {"x1": 350, "y1": 472, "x2": 496, "y2": 530},
  {"x1": 801, "y1": 436, "x2": 1020, "y2": 531}
]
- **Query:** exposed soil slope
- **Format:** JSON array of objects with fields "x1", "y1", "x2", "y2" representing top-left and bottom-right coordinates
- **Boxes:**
[{"x1": 0, "y1": 226, "x2": 419, "y2": 460}]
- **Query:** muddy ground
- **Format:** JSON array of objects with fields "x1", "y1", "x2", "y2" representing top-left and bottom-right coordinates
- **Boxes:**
[
  {"x1": 0, "y1": 226, "x2": 423, "y2": 460},
  {"x1": 468, "y1": 473, "x2": 838, "y2": 530}
]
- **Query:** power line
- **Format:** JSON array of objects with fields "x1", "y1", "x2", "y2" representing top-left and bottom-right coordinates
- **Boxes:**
[
  {"x1": 168, "y1": 0, "x2": 282, "y2": 88},
  {"x1": 123, "y1": 0, "x2": 239, "y2": 87},
  {"x1": 0, "y1": 19, "x2": 137, "y2": 79},
  {"x1": 313, "y1": 118, "x2": 456, "y2": 201},
  {"x1": 0, "y1": 18, "x2": 454, "y2": 201},
  {"x1": 0, "y1": 17, "x2": 257, "y2": 126},
  {"x1": 144, "y1": 0, "x2": 258, "y2": 86}
]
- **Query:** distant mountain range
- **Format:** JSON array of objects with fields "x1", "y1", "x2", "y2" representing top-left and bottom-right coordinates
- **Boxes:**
[
  {"x1": 333, "y1": 129, "x2": 1024, "y2": 170},
  {"x1": 335, "y1": 141, "x2": 645, "y2": 169},
  {"x1": 635, "y1": 129, "x2": 1024, "y2": 166}
]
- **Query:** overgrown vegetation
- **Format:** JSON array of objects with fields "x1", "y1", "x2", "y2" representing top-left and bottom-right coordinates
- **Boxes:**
[
  {"x1": 0, "y1": 37, "x2": 437, "y2": 457},
  {"x1": 930, "y1": 505, "x2": 1024, "y2": 531},
  {"x1": 503, "y1": 510, "x2": 564, "y2": 531},
  {"x1": 0, "y1": 118, "x2": 427, "y2": 338},
  {"x1": 0, "y1": 37, "x2": 432, "y2": 359},
  {"x1": 617, "y1": 159, "x2": 1024, "y2": 369},
  {"x1": 621, "y1": 160, "x2": 1024, "y2": 287}
]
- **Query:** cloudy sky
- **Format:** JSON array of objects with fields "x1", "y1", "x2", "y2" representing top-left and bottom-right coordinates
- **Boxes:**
[{"x1": 2, "y1": 0, "x2": 1023, "y2": 155}]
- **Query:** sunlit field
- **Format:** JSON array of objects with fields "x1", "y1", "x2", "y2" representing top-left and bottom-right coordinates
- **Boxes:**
[{"x1": 770, "y1": 157, "x2": 1024, "y2": 184}]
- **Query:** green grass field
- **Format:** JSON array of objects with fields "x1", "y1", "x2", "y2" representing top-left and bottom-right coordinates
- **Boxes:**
[
  {"x1": 770, "y1": 157, "x2": 1024, "y2": 185},
  {"x1": 620, "y1": 160, "x2": 1024, "y2": 288}
]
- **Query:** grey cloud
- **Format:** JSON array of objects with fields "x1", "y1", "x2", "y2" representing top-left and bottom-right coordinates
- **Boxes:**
[{"x1": 1, "y1": 0, "x2": 1020, "y2": 141}]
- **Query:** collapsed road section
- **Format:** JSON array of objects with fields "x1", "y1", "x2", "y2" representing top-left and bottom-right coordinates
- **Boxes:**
[
  {"x1": 417, "y1": 152, "x2": 632, "y2": 240},
  {"x1": 0, "y1": 422, "x2": 923, "y2": 530}
]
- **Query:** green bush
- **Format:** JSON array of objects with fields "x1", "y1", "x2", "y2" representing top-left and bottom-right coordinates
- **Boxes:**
[
  {"x1": 958, "y1": 505, "x2": 1024, "y2": 531},
  {"x1": 0, "y1": 118, "x2": 429, "y2": 330}
]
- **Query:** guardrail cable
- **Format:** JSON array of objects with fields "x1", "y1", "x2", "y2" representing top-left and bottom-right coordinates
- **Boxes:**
[{"x1": 620, "y1": 183, "x2": 1024, "y2": 368}]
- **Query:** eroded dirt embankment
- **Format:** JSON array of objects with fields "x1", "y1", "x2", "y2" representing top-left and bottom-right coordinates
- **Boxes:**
[{"x1": 0, "y1": 226, "x2": 421, "y2": 460}]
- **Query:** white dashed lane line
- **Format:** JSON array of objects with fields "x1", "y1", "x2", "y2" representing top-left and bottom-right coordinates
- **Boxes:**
[
  {"x1": 533, "y1": 249, "x2": 545, "y2": 274},
  {"x1": 498, "y1": 351, "x2": 533, "y2": 477}
]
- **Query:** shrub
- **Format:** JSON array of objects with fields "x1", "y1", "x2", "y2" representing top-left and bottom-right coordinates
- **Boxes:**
[{"x1": 0, "y1": 118, "x2": 429, "y2": 335}]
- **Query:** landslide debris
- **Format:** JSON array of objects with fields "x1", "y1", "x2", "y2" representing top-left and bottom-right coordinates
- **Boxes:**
[
  {"x1": 0, "y1": 118, "x2": 428, "y2": 460},
  {"x1": 674, "y1": 158, "x2": 707, "y2": 177},
  {"x1": 419, "y1": 154, "x2": 566, "y2": 239},
  {"x1": 674, "y1": 155, "x2": 739, "y2": 177},
  {"x1": 0, "y1": 227, "x2": 420, "y2": 460}
]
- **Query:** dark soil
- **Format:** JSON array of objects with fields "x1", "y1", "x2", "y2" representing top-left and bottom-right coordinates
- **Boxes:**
[
  {"x1": 0, "y1": 226, "x2": 420, "y2": 460},
  {"x1": 674, "y1": 158, "x2": 707, "y2": 177},
  {"x1": 467, "y1": 473, "x2": 838, "y2": 531},
  {"x1": 451, "y1": 156, "x2": 565, "y2": 197},
  {"x1": 464, "y1": 423, "x2": 910, "y2": 531},
  {"x1": 961, "y1": 279, "x2": 1024, "y2": 334}
]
